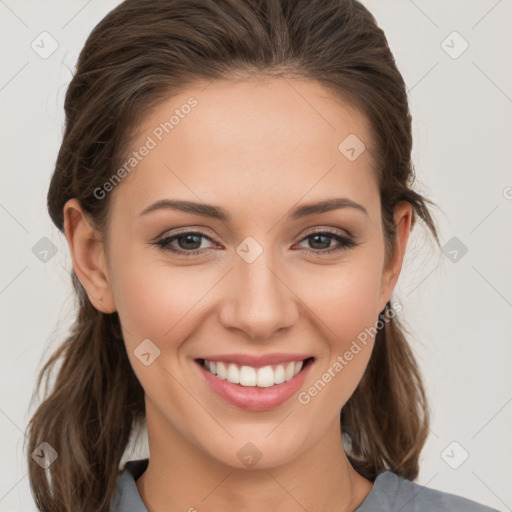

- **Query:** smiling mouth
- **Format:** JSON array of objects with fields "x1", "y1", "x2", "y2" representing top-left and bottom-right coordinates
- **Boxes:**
[{"x1": 195, "y1": 357, "x2": 314, "y2": 388}]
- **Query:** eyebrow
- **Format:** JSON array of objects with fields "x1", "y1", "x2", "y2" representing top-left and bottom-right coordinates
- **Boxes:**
[{"x1": 139, "y1": 197, "x2": 368, "y2": 221}]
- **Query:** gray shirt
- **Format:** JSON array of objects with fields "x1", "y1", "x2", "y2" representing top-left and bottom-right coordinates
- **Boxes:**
[{"x1": 111, "y1": 458, "x2": 499, "y2": 511}]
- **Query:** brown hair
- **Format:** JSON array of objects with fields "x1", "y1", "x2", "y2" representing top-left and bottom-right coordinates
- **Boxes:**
[{"x1": 26, "y1": 0, "x2": 440, "y2": 510}]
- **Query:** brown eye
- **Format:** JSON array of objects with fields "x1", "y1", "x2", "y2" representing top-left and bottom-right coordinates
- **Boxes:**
[
  {"x1": 296, "y1": 230, "x2": 357, "y2": 255},
  {"x1": 154, "y1": 231, "x2": 216, "y2": 255}
]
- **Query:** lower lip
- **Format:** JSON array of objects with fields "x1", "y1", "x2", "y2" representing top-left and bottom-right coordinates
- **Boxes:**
[{"x1": 195, "y1": 359, "x2": 313, "y2": 412}]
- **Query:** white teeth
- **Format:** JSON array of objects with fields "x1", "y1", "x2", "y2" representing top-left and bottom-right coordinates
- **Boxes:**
[
  {"x1": 202, "y1": 358, "x2": 307, "y2": 387},
  {"x1": 239, "y1": 365, "x2": 257, "y2": 386},
  {"x1": 216, "y1": 361, "x2": 227, "y2": 380},
  {"x1": 274, "y1": 364, "x2": 285, "y2": 384},
  {"x1": 256, "y1": 366, "x2": 274, "y2": 388},
  {"x1": 226, "y1": 363, "x2": 240, "y2": 384},
  {"x1": 284, "y1": 362, "x2": 295, "y2": 381}
]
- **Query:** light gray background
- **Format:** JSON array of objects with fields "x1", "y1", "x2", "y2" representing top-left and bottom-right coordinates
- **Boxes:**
[{"x1": 1, "y1": 1, "x2": 511, "y2": 511}]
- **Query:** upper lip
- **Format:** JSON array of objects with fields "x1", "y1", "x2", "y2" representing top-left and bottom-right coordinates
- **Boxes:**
[{"x1": 196, "y1": 353, "x2": 314, "y2": 368}]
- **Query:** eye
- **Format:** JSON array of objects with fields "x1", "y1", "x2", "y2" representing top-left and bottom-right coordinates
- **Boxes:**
[
  {"x1": 153, "y1": 231, "x2": 217, "y2": 256},
  {"x1": 295, "y1": 230, "x2": 357, "y2": 255},
  {"x1": 152, "y1": 229, "x2": 358, "y2": 257}
]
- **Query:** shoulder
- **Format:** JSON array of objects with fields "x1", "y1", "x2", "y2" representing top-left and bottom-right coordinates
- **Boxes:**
[
  {"x1": 356, "y1": 471, "x2": 500, "y2": 512},
  {"x1": 110, "y1": 458, "x2": 149, "y2": 512}
]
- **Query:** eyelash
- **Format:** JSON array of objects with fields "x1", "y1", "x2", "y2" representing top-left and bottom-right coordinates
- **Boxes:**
[{"x1": 153, "y1": 229, "x2": 358, "y2": 257}]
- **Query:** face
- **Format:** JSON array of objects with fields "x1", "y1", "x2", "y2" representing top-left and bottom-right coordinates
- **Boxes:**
[{"x1": 65, "y1": 76, "x2": 411, "y2": 470}]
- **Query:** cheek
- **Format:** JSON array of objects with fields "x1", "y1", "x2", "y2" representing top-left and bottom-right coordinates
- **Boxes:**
[
  {"x1": 293, "y1": 249, "x2": 384, "y2": 342},
  {"x1": 110, "y1": 244, "x2": 213, "y2": 346},
  {"x1": 293, "y1": 250, "x2": 384, "y2": 408},
  {"x1": 112, "y1": 236, "x2": 385, "y2": 354},
  {"x1": 110, "y1": 232, "x2": 384, "y2": 379},
  {"x1": 109, "y1": 247, "x2": 211, "y2": 410}
]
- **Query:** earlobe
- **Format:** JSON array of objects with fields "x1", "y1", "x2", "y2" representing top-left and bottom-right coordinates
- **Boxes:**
[
  {"x1": 63, "y1": 198, "x2": 116, "y2": 313},
  {"x1": 378, "y1": 201, "x2": 413, "y2": 311}
]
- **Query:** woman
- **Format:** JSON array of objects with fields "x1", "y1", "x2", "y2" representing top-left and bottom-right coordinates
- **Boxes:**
[{"x1": 25, "y1": 0, "x2": 499, "y2": 511}]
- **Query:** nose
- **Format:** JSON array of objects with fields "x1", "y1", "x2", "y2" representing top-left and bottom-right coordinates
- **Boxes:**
[{"x1": 218, "y1": 251, "x2": 299, "y2": 342}]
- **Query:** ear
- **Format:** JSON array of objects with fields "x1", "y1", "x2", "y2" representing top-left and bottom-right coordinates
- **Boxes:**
[
  {"x1": 63, "y1": 198, "x2": 116, "y2": 313},
  {"x1": 378, "y1": 201, "x2": 412, "y2": 312}
]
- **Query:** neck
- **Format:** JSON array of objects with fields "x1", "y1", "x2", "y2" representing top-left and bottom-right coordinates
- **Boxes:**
[{"x1": 136, "y1": 402, "x2": 373, "y2": 512}]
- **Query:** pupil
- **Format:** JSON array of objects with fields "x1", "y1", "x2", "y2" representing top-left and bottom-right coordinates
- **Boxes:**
[
  {"x1": 176, "y1": 234, "x2": 331, "y2": 251},
  {"x1": 310, "y1": 234, "x2": 329, "y2": 250},
  {"x1": 179, "y1": 234, "x2": 201, "y2": 250}
]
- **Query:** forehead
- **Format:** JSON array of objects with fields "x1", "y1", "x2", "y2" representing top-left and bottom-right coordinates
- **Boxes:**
[{"x1": 110, "y1": 76, "x2": 378, "y2": 222}]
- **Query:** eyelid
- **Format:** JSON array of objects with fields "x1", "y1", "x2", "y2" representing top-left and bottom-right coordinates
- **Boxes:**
[
  {"x1": 154, "y1": 225, "x2": 353, "y2": 243},
  {"x1": 300, "y1": 226, "x2": 353, "y2": 240},
  {"x1": 294, "y1": 229, "x2": 357, "y2": 253},
  {"x1": 159, "y1": 230, "x2": 219, "y2": 247},
  {"x1": 152, "y1": 226, "x2": 220, "y2": 243},
  {"x1": 152, "y1": 226, "x2": 358, "y2": 257}
]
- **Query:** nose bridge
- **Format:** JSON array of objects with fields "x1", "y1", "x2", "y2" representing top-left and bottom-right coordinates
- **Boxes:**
[{"x1": 221, "y1": 241, "x2": 297, "y2": 339}]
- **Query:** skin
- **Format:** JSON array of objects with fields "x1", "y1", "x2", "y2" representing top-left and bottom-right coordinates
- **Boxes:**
[{"x1": 64, "y1": 76, "x2": 412, "y2": 512}]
